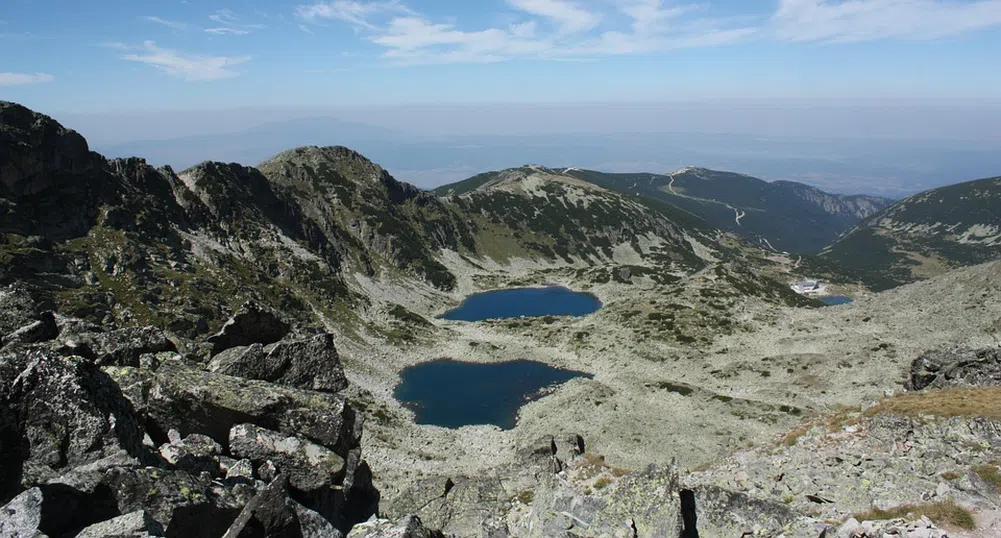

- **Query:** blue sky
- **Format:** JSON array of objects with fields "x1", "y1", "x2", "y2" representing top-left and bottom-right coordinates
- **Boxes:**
[{"x1": 2, "y1": 0, "x2": 1001, "y2": 113}]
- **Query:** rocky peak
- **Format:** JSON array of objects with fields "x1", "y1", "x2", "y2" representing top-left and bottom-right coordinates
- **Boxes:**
[
  {"x1": 772, "y1": 180, "x2": 892, "y2": 219},
  {"x1": 0, "y1": 101, "x2": 97, "y2": 198},
  {"x1": 259, "y1": 145, "x2": 389, "y2": 185}
]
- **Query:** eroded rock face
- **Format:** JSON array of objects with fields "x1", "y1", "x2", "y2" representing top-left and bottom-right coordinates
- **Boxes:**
[
  {"x1": 107, "y1": 359, "x2": 359, "y2": 454},
  {"x1": 75, "y1": 510, "x2": 165, "y2": 538},
  {"x1": 347, "y1": 516, "x2": 444, "y2": 538},
  {"x1": 222, "y1": 475, "x2": 302, "y2": 538},
  {"x1": 908, "y1": 346, "x2": 1001, "y2": 390},
  {"x1": 207, "y1": 302, "x2": 290, "y2": 356},
  {"x1": 0, "y1": 101, "x2": 95, "y2": 198},
  {"x1": 229, "y1": 424, "x2": 346, "y2": 493},
  {"x1": 0, "y1": 350, "x2": 154, "y2": 500},
  {"x1": 208, "y1": 333, "x2": 348, "y2": 394},
  {"x1": 58, "y1": 326, "x2": 177, "y2": 367}
]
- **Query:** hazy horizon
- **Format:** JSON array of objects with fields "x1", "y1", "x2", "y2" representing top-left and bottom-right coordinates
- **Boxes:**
[{"x1": 4, "y1": 0, "x2": 1000, "y2": 197}]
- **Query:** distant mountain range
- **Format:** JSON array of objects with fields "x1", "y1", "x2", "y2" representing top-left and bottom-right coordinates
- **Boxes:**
[
  {"x1": 437, "y1": 166, "x2": 893, "y2": 254},
  {"x1": 820, "y1": 175, "x2": 1001, "y2": 290},
  {"x1": 92, "y1": 118, "x2": 1001, "y2": 198}
]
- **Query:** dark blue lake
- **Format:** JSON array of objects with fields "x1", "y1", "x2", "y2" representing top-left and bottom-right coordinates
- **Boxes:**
[
  {"x1": 394, "y1": 359, "x2": 591, "y2": 429},
  {"x1": 819, "y1": 296, "x2": 854, "y2": 306},
  {"x1": 440, "y1": 286, "x2": 602, "y2": 321}
]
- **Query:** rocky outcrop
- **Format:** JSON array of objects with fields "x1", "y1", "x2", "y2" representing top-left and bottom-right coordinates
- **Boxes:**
[
  {"x1": 0, "y1": 349, "x2": 155, "y2": 500},
  {"x1": 122, "y1": 359, "x2": 360, "y2": 453},
  {"x1": 348, "y1": 516, "x2": 443, "y2": 538},
  {"x1": 207, "y1": 302, "x2": 290, "y2": 356},
  {"x1": 908, "y1": 346, "x2": 1001, "y2": 390},
  {"x1": 208, "y1": 333, "x2": 348, "y2": 394},
  {"x1": 0, "y1": 101, "x2": 96, "y2": 198},
  {"x1": 75, "y1": 510, "x2": 165, "y2": 538},
  {"x1": 0, "y1": 290, "x2": 376, "y2": 537},
  {"x1": 222, "y1": 475, "x2": 302, "y2": 538},
  {"x1": 59, "y1": 326, "x2": 177, "y2": 367}
]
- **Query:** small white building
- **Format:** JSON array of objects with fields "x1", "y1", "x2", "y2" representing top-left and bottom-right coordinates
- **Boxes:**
[{"x1": 792, "y1": 279, "x2": 821, "y2": 294}]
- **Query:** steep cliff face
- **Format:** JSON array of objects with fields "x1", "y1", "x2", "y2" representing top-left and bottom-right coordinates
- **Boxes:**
[{"x1": 821, "y1": 175, "x2": 1001, "y2": 290}]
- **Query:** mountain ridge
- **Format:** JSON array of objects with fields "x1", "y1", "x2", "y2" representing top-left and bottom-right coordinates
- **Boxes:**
[
  {"x1": 820, "y1": 174, "x2": 1001, "y2": 290},
  {"x1": 436, "y1": 165, "x2": 893, "y2": 254}
]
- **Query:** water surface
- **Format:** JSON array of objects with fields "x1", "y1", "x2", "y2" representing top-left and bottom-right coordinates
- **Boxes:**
[
  {"x1": 394, "y1": 359, "x2": 591, "y2": 429},
  {"x1": 440, "y1": 286, "x2": 602, "y2": 321},
  {"x1": 819, "y1": 296, "x2": 854, "y2": 306}
]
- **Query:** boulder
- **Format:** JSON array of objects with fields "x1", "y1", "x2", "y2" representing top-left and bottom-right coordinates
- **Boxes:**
[
  {"x1": 295, "y1": 502, "x2": 343, "y2": 538},
  {"x1": 0, "y1": 350, "x2": 153, "y2": 500},
  {"x1": 98, "y1": 467, "x2": 251, "y2": 538},
  {"x1": 347, "y1": 516, "x2": 443, "y2": 538},
  {"x1": 221, "y1": 476, "x2": 302, "y2": 538},
  {"x1": 0, "y1": 488, "x2": 44, "y2": 538},
  {"x1": 907, "y1": 346, "x2": 1001, "y2": 390},
  {"x1": 158, "y1": 433, "x2": 223, "y2": 477},
  {"x1": 208, "y1": 333, "x2": 348, "y2": 394},
  {"x1": 1, "y1": 312, "x2": 58, "y2": 350},
  {"x1": 0, "y1": 284, "x2": 43, "y2": 339},
  {"x1": 75, "y1": 511, "x2": 165, "y2": 538},
  {"x1": 228, "y1": 424, "x2": 345, "y2": 493},
  {"x1": 116, "y1": 360, "x2": 360, "y2": 454},
  {"x1": 207, "y1": 302, "x2": 289, "y2": 356},
  {"x1": 0, "y1": 484, "x2": 118, "y2": 538},
  {"x1": 59, "y1": 326, "x2": 176, "y2": 367}
]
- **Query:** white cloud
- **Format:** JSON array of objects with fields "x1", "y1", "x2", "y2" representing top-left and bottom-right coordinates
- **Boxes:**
[
  {"x1": 505, "y1": 0, "x2": 600, "y2": 33},
  {"x1": 118, "y1": 41, "x2": 251, "y2": 81},
  {"x1": 143, "y1": 16, "x2": 187, "y2": 30},
  {"x1": 295, "y1": 0, "x2": 412, "y2": 29},
  {"x1": 296, "y1": 0, "x2": 752, "y2": 64},
  {"x1": 774, "y1": 0, "x2": 1001, "y2": 42},
  {"x1": 0, "y1": 72, "x2": 54, "y2": 86},
  {"x1": 295, "y1": 0, "x2": 1001, "y2": 65},
  {"x1": 205, "y1": 27, "x2": 251, "y2": 35},
  {"x1": 204, "y1": 9, "x2": 265, "y2": 35}
]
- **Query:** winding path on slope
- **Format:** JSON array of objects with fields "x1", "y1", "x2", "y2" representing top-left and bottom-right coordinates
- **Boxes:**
[{"x1": 668, "y1": 175, "x2": 747, "y2": 227}]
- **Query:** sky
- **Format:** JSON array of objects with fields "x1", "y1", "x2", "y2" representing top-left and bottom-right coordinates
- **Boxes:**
[{"x1": 3, "y1": 0, "x2": 1001, "y2": 113}]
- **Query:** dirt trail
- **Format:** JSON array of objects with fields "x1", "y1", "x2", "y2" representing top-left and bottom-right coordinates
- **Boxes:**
[{"x1": 668, "y1": 175, "x2": 747, "y2": 227}]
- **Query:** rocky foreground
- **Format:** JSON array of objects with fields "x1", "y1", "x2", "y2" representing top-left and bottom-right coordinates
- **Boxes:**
[{"x1": 2, "y1": 280, "x2": 1000, "y2": 537}]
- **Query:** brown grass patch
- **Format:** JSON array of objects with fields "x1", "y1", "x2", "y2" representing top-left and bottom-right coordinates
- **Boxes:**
[
  {"x1": 973, "y1": 464, "x2": 1001, "y2": 488},
  {"x1": 855, "y1": 500, "x2": 975, "y2": 530},
  {"x1": 577, "y1": 452, "x2": 630, "y2": 481},
  {"x1": 864, "y1": 387, "x2": 1001, "y2": 421}
]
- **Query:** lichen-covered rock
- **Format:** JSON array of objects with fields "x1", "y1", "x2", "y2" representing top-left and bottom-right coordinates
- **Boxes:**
[
  {"x1": 158, "y1": 433, "x2": 223, "y2": 477},
  {"x1": 110, "y1": 359, "x2": 360, "y2": 454},
  {"x1": 75, "y1": 510, "x2": 165, "y2": 538},
  {"x1": 208, "y1": 333, "x2": 348, "y2": 394},
  {"x1": 0, "y1": 350, "x2": 154, "y2": 499},
  {"x1": 347, "y1": 516, "x2": 444, "y2": 538},
  {"x1": 96, "y1": 466, "x2": 252, "y2": 538},
  {"x1": 222, "y1": 475, "x2": 302, "y2": 538},
  {"x1": 1, "y1": 312, "x2": 58, "y2": 351},
  {"x1": 295, "y1": 502, "x2": 344, "y2": 538},
  {"x1": 207, "y1": 302, "x2": 290, "y2": 356},
  {"x1": 228, "y1": 423, "x2": 375, "y2": 533},
  {"x1": 0, "y1": 488, "x2": 45, "y2": 538},
  {"x1": 229, "y1": 424, "x2": 346, "y2": 493},
  {"x1": 59, "y1": 326, "x2": 177, "y2": 367},
  {"x1": 908, "y1": 346, "x2": 1001, "y2": 390}
]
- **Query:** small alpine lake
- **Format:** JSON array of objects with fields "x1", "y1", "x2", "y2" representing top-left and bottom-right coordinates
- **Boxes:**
[
  {"x1": 439, "y1": 286, "x2": 602, "y2": 321},
  {"x1": 819, "y1": 296, "x2": 854, "y2": 306},
  {"x1": 394, "y1": 359, "x2": 592, "y2": 429}
]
